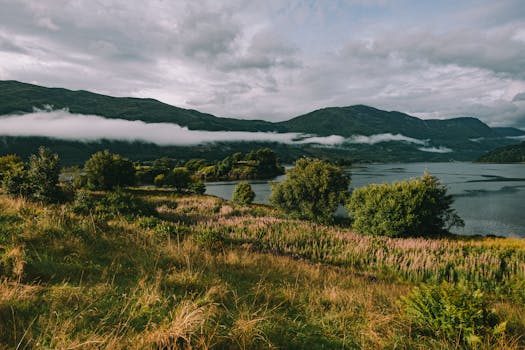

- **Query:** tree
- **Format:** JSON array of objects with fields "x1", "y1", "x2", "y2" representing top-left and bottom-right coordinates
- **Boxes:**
[
  {"x1": 190, "y1": 180, "x2": 206, "y2": 195},
  {"x1": 245, "y1": 148, "x2": 284, "y2": 178},
  {"x1": 346, "y1": 172, "x2": 464, "y2": 237},
  {"x1": 84, "y1": 150, "x2": 135, "y2": 190},
  {"x1": 270, "y1": 158, "x2": 350, "y2": 224},
  {"x1": 0, "y1": 155, "x2": 23, "y2": 181},
  {"x1": 164, "y1": 167, "x2": 192, "y2": 192},
  {"x1": 232, "y1": 182, "x2": 255, "y2": 205},
  {"x1": 27, "y1": 147, "x2": 61, "y2": 202},
  {"x1": 1, "y1": 165, "x2": 30, "y2": 198},
  {"x1": 1, "y1": 147, "x2": 61, "y2": 202}
]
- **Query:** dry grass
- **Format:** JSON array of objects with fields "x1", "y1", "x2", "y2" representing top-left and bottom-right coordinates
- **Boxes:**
[{"x1": 0, "y1": 192, "x2": 524, "y2": 349}]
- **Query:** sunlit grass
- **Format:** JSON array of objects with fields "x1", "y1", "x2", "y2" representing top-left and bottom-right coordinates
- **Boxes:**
[{"x1": 0, "y1": 190, "x2": 524, "y2": 349}]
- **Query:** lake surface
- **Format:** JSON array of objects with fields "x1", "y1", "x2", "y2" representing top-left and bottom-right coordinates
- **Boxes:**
[{"x1": 205, "y1": 162, "x2": 525, "y2": 237}]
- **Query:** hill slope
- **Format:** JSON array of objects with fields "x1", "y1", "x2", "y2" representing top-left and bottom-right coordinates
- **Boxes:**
[
  {"x1": 1, "y1": 80, "x2": 524, "y2": 163},
  {"x1": 0, "y1": 80, "x2": 280, "y2": 132},
  {"x1": 477, "y1": 141, "x2": 525, "y2": 163},
  {"x1": 278, "y1": 105, "x2": 522, "y2": 140}
]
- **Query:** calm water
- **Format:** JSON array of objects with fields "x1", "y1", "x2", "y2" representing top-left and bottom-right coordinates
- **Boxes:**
[{"x1": 205, "y1": 162, "x2": 525, "y2": 237}]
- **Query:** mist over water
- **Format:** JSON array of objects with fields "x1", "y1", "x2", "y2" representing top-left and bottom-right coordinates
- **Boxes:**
[{"x1": 205, "y1": 162, "x2": 525, "y2": 237}]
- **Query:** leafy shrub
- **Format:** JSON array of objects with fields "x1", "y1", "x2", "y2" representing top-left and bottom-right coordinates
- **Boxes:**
[
  {"x1": 27, "y1": 147, "x2": 61, "y2": 202},
  {"x1": 0, "y1": 155, "x2": 23, "y2": 182},
  {"x1": 402, "y1": 283, "x2": 505, "y2": 347},
  {"x1": 347, "y1": 172, "x2": 463, "y2": 237},
  {"x1": 189, "y1": 180, "x2": 206, "y2": 195},
  {"x1": 231, "y1": 182, "x2": 255, "y2": 205},
  {"x1": 270, "y1": 158, "x2": 349, "y2": 224},
  {"x1": 103, "y1": 189, "x2": 156, "y2": 217},
  {"x1": 194, "y1": 229, "x2": 225, "y2": 250},
  {"x1": 71, "y1": 189, "x2": 98, "y2": 214},
  {"x1": 71, "y1": 189, "x2": 156, "y2": 217},
  {"x1": 1, "y1": 166, "x2": 31, "y2": 198},
  {"x1": 1, "y1": 147, "x2": 61, "y2": 203},
  {"x1": 84, "y1": 150, "x2": 135, "y2": 190}
]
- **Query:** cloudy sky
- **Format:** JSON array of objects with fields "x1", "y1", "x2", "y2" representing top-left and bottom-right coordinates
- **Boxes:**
[{"x1": 1, "y1": 0, "x2": 525, "y2": 128}]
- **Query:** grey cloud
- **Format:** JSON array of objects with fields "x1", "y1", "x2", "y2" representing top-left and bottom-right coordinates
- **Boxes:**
[
  {"x1": 513, "y1": 92, "x2": 525, "y2": 102},
  {"x1": 0, "y1": 0, "x2": 525, "y2": 130}
]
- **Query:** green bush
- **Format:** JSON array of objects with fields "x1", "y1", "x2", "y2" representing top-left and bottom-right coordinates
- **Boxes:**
[
  {"x1": 0, "y1": 155, "x2": 23, "y2": 182},
  {"x1": 347, "y1": 172, "x2": 463, "y2": 237},
  {"x1": 189, "y1": 180, "x2": 206, "y2": 195},
  {"x1": 103, "y1": 189, "x2": 156, "y2": 217},
  {"x1": 27, "y1": 147, "x2": 61, "y2": 202},
  {"x1": 270, "y1": 158, "x2": 349, "y2": 224},
  {"x1": 231, "y1": 182, "x2": 255, "y2": 205},
  {"x1": 1, "y1": 147, "x2": 61, "y2": 203},
  {"x1": 1, "y1": 166, "x2": 30, "y2": 198},
  {"x1": 84, "y1": 150, "x2": 135, "y2": 190},
  {"x1": 402, "y1": 283, "x2": 505, "y2": 347},
  {"x1": 72, "y1": 189, "x2": 156, "y2": 217}
]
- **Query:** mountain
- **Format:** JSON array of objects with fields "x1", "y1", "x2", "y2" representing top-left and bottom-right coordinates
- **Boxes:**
[
  {"x1": 278, "y1": 105, "x2": 519, "y2": 140},
  {"x1": 0, "y1": 80, "x2": 281, "y2": 132},
  {"x1": 1, "y1": 80, "x2": 523, "y2": 164},
  {"x1": 477, "y1": 141, "x2": 525, "y2": 163}
]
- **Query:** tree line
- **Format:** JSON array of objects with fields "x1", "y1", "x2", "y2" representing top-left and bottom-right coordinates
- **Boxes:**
[{"x1": 0, "y1": 147, "x2": 464, "y2": 237}]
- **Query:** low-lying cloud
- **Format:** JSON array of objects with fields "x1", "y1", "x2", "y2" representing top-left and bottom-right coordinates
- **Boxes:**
[
  {"x1": 347, "y1": 133, "x2": 427, "y2": 145},
  {"x1": 0, "y1": 109, "x2": 453, "y2": 153},
  {"x1": 0, "y1": 109, "x2": 344, "y2": 146},
  {"x1": 417, "y1": 146, "x2": 453, "y2": 153}
]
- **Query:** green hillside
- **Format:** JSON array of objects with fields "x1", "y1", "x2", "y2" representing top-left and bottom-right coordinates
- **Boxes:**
[
  {"x1": 1, "y1": 80, "x2": 524, "y2": 163},
  {"x1": 278, "y1": 105, "x2": 519, "y2": 140},
  {"x1": 477, "y1": 141, "x2": 525, "y2": 163},
  {"x1": 0, "y1": 80, "x2": 280, "y2": 132}
]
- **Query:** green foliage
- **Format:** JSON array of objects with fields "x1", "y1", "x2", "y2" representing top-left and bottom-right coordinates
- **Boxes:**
[
  {"x1": 270, "y1": 158, "x2": 350, "y2": 224},
  {"x1": 402, "y1": 283, "x2": 504, "y2": 347},
  {"x1": 27, "y1": 147, "x2": 61, "y2": 202},
  {"x1": 195, "y1": 148, "x2": 284, "y2": 181},
  {"x1": 1, "y1": 147, "x2": 61, "y2": 202},
  {"x1": 165, "y1": 167, "x2": 192, "y2": 191},
  {"x1": 189, "y1": 180, "x2": 206, "y2": 195},
  {"x1": 1, "y1": 165, "x2": 30, "y2": 198},
  {"x1": 104, "y1": 189, "x2": 156, "y2": 217},
  {"x1": 477, "y1": 141, "x2": 525, "y2": 163},
  {"x1": 347, "y1": 172, "x2": 464, "y2": 237},
  {"x1": 72, "y1": 188, "x2": 156, "y2": 217},
  {"x1": 153, "y1": 173, "x2": 165, "y2": 188},
  {"x1": 231, "y1": 182, "x2": 255, "y2": 205},
  {"x1": 184, "y1": 159, "x2": 207, "y2": 172},
  {"x1": 84, "y1": 150, "x2": 135, "y2": 190},
  {"x1": 0, "y1": 155, "x2": 23, "y2": 181}
]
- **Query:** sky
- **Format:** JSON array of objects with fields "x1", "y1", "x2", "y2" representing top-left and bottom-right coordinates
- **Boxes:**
[{"x1": 1, "y1": 0, "x2": 525, "y2": 128}]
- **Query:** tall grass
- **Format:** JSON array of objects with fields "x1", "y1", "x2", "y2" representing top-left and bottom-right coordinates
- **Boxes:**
[{"x1": 0, "y1": 191, "x2": 524, "y2": 349}]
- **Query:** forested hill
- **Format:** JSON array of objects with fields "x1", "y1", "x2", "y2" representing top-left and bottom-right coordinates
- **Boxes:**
[
  {"x1": 1, "y1": 80, "x2": 525, "y2": 164},
  {"x1": 0, "y1": 80, "x2": 280, "y2": 132},
  {"x1": 2, "y1": 80, "x2": 524, "y2": 139},
  {"x1": 477, "y1": 141, "x2": 525, "y2": 163},
  {"x1": 277, "y1": 105, "x2": 524, "y2": 140}
]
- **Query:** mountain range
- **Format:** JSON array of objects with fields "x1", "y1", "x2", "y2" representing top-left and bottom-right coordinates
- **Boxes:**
[{"x1": 1, "y1": 80, "x2": 523, "y2": 164}]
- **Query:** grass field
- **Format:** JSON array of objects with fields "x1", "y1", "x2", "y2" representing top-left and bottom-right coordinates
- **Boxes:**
[{"x1": 1, "y1": 189, "x2": 524, "y2": 349}]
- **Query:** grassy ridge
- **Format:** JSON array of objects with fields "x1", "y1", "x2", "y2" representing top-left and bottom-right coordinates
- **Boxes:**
[{"x1": 1, "y1": 191, "x2": 524, "y2": 349}]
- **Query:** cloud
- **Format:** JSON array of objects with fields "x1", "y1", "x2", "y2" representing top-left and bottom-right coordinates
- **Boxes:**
[
  {"x1": 0, "y1": 109, "x2": 457, "y2": 150},
  {"x1": 417, "y1": 146, "x2": 453, "y2": 153},
  {"x1": 0, "y1": 109, "x2": 341, "y2": 146},
  {"x1": 513, "y1": 92, "x2": 525, "y2": 102},
  {"x1": 347, "y1": 133, "x2": 426, "y2": 145},
  {"x1": 0, "y1": 0, "x2": 525, "y2": 129},
  {"x1": 295, "y1": 135, "x2": 346, "y2": 145}
]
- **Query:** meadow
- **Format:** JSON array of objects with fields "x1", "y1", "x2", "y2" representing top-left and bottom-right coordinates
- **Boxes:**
[{"x1": 1, "y1": 189, "x2": 524, "y2": 349}]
